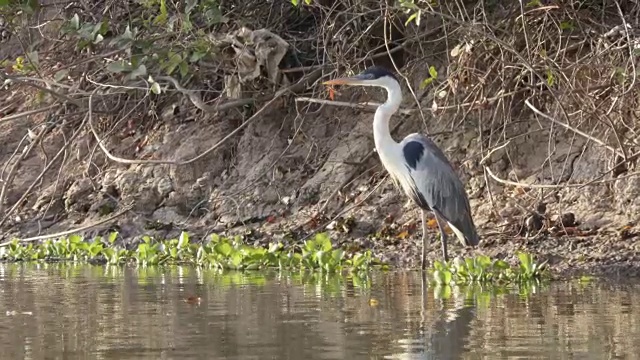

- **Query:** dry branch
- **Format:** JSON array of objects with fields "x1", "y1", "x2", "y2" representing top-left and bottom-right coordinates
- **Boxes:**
[
  {"x1": 0, "y1": 203, "x2": 133, "y2": 246},
  {"x1": 157, "y1": 76, "x2": 255, "y2": 113},
  {"x1": 295, "y1": 97, "x2": 415, "y2": 115},
  {"x1": 0, "y1": 114, "x2": 88, "y2": 227},
  {"x1": 89, "y1": 69, "x2": 324, "y2": 166},
  {"x1": 524, "y1": 99, "x2": 622, "y2": 157}
]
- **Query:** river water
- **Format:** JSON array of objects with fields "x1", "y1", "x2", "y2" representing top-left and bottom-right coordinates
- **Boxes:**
[{"x1": 0, "y1": 263, "x2": 638, "y2": 359}]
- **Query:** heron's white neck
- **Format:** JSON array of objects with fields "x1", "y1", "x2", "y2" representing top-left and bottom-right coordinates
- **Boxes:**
[{"x1": 373, "y1": 79, "x2": 402, "y2": 152}]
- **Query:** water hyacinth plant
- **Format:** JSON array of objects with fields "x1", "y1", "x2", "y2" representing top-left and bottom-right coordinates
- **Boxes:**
[
  {"x1": 0, "y1": 231, "x2": 381, "y2": 275},
  {"x1": 1, "y1": 231, "x2": 549, "y2": 286},
  {"x1": 429, "y1": 252, "x2": 549, "y2": 286}
]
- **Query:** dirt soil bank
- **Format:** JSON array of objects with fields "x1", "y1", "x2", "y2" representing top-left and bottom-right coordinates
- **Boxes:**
[{"x1": 2, "y1": 1, "x2": 640, "y2": 280}]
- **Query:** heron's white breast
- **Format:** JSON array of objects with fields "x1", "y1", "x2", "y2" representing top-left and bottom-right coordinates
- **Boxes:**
[{"x1": 376, "y1": 143, "x2": 416, "y2": 195}]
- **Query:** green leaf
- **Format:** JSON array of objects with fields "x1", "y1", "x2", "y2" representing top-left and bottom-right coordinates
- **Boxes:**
[
  {"x1": 0, "y1": 0, "x2": 9, "y2": 7},
  {"x1": 476, "y1": 255, "x2": 491, "y2": 268},
  {"x1": 230, "y1": 252, "x2": 243, "y2": 268},
  {"x1": 429, "y1": 65, "x2": 438, "y2": 79},
  {"x1": 123, "y1": 25, "x2": 133, "y2": 39},
  {"x1": 129, "y1": 64, "x2": 147, "y2": 79},
  {"x1": 68, "y1": 234, "x2": 82, "y2": 244},
  {"x1": 106, "y1": 61, "x2": 132, "y2": 73},
  {"x1": 560, "y1": 20, "x2": 574, "y2": 31},
  {"x1": 181, "y1": 13, "x2": 193, "y2": 32},
  {"x1": 546, "y1": 68, "x2": 555, "y2": 87},
  {"x1": 493, "y1": 259, "x2": 509, "y2": 270},
  {"x1": 70, "y1": 13, "x2": 80, "y2": 30},
  {"x1": 97, "y1": 20, "x2": 109, "y2": 35},
  {"x1": 179, "y1": 61, "x2": 189, "y2": 78},
  {"x1": 54, "y1": 69, "x2": 69, "y2": 82},
  {"x1": 108, "y1": 231, "x2": 118, "y2": 244},
  {"x1": 214, "y1": 242, "x2": 232, "y2": 257},
  {"x1": 433, "y1": 284, "x2": 452, "y2": 300},
  {"x1": 162, "y1": 52, "x2": 182, "y2": 75},
  {"x1": 419, "y1": 77, "x2": 433, "y2": 90},
  {"x1": 443, "y1": 269, "x2": 452, "y2": 284},
  {"x1": 433, "y1": 260, "x2": 446, "y2": 272},
  {"x1": 405, "y1": 12, "x2": 419, "y2": 27},
  {"x1": 331, "y1": 249, "x2": 344, "y2": 263},
  {"x1": 291, "y1": 0, "x2": 299, "y2": 6},
  {"x1": 153, "y1": 0, "x2": 169, "y2": 25},
  {"x1": 314, "y1": 233, "x2": 332, "y2": 252},
  {"x1": 517, "y1": 252, "x2": 532, "y2": 272},
  {"x1": 399, "y1": 1, "x2": 418, "y2": 10},
  {"x1": 25, "y1": 0, "x2": 39, "y2": 12},
  {"x1": 190, "y1": 51, "x2": 207, "y2": 63},
  {"x1": 178, "y1": 232, "x2": 189, "y2": 248},
  {"x1": 150, "y1": 82, "x2": 162, "y2": 95},
  {"x1": 186, "y1": 0, "x2": 198, "y2": 13}
]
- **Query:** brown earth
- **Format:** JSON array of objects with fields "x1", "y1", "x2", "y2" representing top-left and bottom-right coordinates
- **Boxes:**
[{"x1": 1, "y1": 1, "x2": 640, "y2": 279}]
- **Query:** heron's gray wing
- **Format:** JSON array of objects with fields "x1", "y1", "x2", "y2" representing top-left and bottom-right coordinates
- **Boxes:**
[{"x1": 400, "y1": 133, "x2": 479, "y2": 246}]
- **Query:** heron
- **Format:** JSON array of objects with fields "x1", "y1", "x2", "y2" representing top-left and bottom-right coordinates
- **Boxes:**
[{"x1": 323, "y1": 66, "x2": 479, "y2": 269}]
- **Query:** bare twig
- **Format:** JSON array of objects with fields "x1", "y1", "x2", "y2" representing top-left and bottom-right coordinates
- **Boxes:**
[
  {"x1": 484, "y1": 164, "x2": 640, "y2": 189},
  {"x1": 0, "y1": 104, "x2": 61, "y2": 124},
  {"x1": 295, "y1": 97, "x2": 415, "y2": 115},
  {"x1": 0, "y1": 129, "x2": 48, "y2": 216},
  {"x1": 524, "y1": 99, "x2": 621, "y2": 157},
  {"x1": 89, "y1": 68, "x2": 324, "y2": 166},
  {"x1": 0, "y1": 74, "x2": 85, "y2": 106},
  {"x1": 299, "y1": 174, "x2": 391, "y2": 242},
  {"x1": 0, "y1": 114, "x2": 88, "y2": 227},
  {"x1": 480, "y1": 140, "x2": 511, "y2": 165},
  {"x1": 156, "y1": 76, "x2": 255, "y2": 113},
  {"x1": 0, "y1": 203, "x2": 134, "y2": 246}
]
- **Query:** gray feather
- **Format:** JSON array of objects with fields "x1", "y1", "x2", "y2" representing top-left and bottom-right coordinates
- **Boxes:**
[{"x1": 399, "y1": 133, "x2": 479, "y2": 247}]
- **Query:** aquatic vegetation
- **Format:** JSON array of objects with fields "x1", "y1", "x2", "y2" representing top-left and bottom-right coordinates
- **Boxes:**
[
  {"x1": 429, "y1": 252, "x2": 549, "y2": 286},
  {"x1": 0, "y1": 232, "x2": 382, "y2": 274},
  {"x1": 1, "y1": 231, "x2": 550, "y2": 287}
]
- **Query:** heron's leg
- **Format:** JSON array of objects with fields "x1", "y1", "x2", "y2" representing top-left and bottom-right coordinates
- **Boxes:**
[
  {"x1": 433, "y1": 212, "x2": 449, "y2": 262},
  {"x1": 421, "y1": 209, "x2": 428, "y2": 270}
]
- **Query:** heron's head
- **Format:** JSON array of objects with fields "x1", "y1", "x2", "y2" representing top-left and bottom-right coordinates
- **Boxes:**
[{"x1": 323, "y1": 66, "x2": 399, "y2": 89}]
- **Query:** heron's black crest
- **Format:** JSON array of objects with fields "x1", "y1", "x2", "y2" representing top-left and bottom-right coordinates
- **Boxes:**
[
  {"x1": 361, "y1": 66, "x2": 399, "y2": 82},
  {"x1": 403, "y1": 141, "x2": 425, "y2": 170}
]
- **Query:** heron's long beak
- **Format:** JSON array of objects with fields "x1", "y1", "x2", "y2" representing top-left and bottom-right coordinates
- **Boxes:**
[{"x1": 322, "y1": 75, "x2": 369, "y2": 86}]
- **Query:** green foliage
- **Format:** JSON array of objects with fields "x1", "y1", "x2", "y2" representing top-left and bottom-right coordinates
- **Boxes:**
[
  {"x1": 55, "y1": 0, "x2": 225, "y2": 83},
  {"x1": 399, "y1": 0, "x2": 437, "y2": 27},
  {"x1": 560, "y1": 20, "x2": 575, "y2": 31},
  {"x1": 428, "y1": 252, "x2": 549, "y2": 287},
  {"x1": 0, "y1": 0, "x2": 39, "y2": 13},
  {"x1": 290, "y1": 0, "x2": 312, "y2": 6},
  {"x1": 525, "y1": 0, "x2": 541, "y2": 7},
  {"x1": 0, "y1": 232, "x2": 383, "y2": 275},
  {"x1": 431, "y1": 279, "x2": 547, "y2": 303},
  {"x1": 419, "y1": 65, "x2": 438, "y2": 89},
  {"x1": 546, "y1": 68, "x2": 555, "y2": 87},
  {"x1": 4, "y1": 53, "x2": 39, "y2": 75}
]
